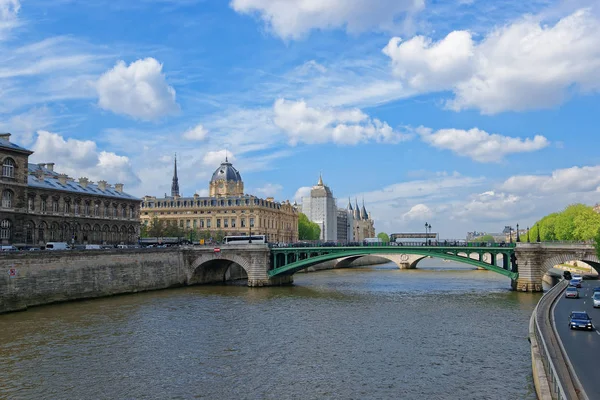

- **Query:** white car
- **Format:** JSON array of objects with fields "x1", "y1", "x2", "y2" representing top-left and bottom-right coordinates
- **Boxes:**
[
  {"x1": 593, "y1": 292, "x2": 600, "y2": 308},
  {"x1": 572, "y1": 274, "x2": 583, "y2": 281}
]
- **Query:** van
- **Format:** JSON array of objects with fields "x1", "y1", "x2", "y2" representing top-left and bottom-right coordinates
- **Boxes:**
[
  {"x1": 117, "y1": 244, "x2": 129, "y2": 249},
  {"x1": 85, "y1": 244, "x2": 102, "y2": 250},
  {"x1": 0, "y1": 245, "x2": 17, "y2": 252},
  {"x1": 45, "y1": 242, "x2": 69, "y2": 250}
]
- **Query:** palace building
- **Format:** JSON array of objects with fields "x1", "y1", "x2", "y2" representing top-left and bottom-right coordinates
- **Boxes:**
[
  {"x1": 0, "y1": 133, "x2": 141, "y2": 247},
  {"x1": 140, "y1": 157, "x2": 299, "y2": 243}
]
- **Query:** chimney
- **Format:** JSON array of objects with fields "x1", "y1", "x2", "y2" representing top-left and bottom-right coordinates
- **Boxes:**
[
  {"x1": 46, "y1": 163, "x2": 55, "y2": 172},
  {"x1": 115, "y1": 183, "x2": 123, "y2": 193},
  {"x1": 57, "y1": 174, "x2": 68, "y2": 185},
  {"x1": 37, "y1": 163, "x2": 46, "y2": 170},
  {"x1": 98, "y1": 180, "x2": 107, "y2": 191},
  {"x1": 79, "y1": 177, "x2": 89, "y2": 188},
  {"x1": 0, "y1": 133, "x2": 11, "y2": 141},
  {"x1": 34, "y1": 169, "x2": 44, "y2": 180}
]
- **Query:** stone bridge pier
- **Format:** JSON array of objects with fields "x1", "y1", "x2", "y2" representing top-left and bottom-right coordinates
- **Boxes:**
[
  {"x1": 182, "y1": 244, "x2": 292, "y2": 287},
  {"x1": 515, "y1": 243, "x2": 599, "y2": 292}
]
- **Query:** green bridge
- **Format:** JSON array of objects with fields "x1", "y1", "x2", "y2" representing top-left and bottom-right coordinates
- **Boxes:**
[{"x1": 268, "y1": 244, "x2": 518, "y2": 280}]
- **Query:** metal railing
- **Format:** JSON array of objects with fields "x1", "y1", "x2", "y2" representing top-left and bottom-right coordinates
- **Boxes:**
[{"x1": 531, "y1": 280, "x2": 571, "y2": 400}]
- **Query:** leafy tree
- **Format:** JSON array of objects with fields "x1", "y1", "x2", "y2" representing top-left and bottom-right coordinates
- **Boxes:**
[
  {"x1": 473, "y1": 234, "x2": 495, "y2": 243},
  {"x1": 298, "y1": 213, "x2": 321, "y2": 240},
  {"x1": 148, "y1": 217, "x2": 165, "y2": 237},
  {"x1": 531, "y1": 204, "x2": 600, "y2": 242},
  {"x1": 164, "y1": 223, "x2": 184, "y2": 238},
  {"x1": 140, "y1": 223, "x2": 149, "y2": 238},
  {"x1": 213, "y1": 230, "x2": 227, "y2": 243},
  {"x1": 595, "y1": 229, "x2": 600, "y2": 261},
  {"x1": 377, "y1": 232, "x2": 390, "y2": 242}
]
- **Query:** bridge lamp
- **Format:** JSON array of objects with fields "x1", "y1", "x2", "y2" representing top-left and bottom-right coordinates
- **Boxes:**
[
  {"x1": 516, "y1": 224, "x2": 520, "y2": 242},
  {"x1": 509, "y1": 226, "x2": 513, "y2": 244}
]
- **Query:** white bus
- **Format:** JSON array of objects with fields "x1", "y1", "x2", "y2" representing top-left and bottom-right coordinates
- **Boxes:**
[{"x1": 224, "y1": 235, "x2": 266, "y2": 244}]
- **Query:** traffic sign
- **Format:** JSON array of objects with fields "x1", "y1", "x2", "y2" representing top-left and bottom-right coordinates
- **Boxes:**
[
  {"x1": 213, "y1": 247, "x2": 221, "y2": 253},
  {"x1": 8, "y1": 268, "x2": 16, "y2": 278}
]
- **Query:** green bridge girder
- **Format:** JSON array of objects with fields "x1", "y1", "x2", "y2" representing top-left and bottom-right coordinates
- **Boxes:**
[{"x1": 268, "y1": 246, "x2": 518, "y2": 280}]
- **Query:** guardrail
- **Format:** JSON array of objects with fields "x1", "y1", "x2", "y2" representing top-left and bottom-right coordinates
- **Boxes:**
[{"x1": 530, "y1": 280, "x2": 574, "y2": 400}]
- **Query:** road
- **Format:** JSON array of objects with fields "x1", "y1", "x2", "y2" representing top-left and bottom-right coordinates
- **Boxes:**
[{"x1": 553, "y1": 280, "x2": 600, "y2": 399}]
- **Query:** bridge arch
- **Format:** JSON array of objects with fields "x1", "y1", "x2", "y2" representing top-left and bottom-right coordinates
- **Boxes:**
[
  {"x1": 540, "y1": 253, "x2": 600, "y2": 276},
  {"x1": 334, "y1": 254, "x2": 429, "y2": 269},
  {"x1": 188, "y1": 253, "x2": 250, "y2": 285}
]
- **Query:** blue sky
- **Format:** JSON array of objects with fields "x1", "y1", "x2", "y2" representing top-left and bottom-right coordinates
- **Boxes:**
[{"x1": 1, "y1": 0, "x2": 600, "y2": 238}]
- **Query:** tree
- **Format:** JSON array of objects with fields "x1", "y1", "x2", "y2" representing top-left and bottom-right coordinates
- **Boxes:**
[
  {"x1": 148, "y1": 217, "x2": 164, "y2": 237},
  {"x1": 595, "y1": 229, "x2": 600, "y2": 261},
  {"x1": 298, "y1": 213, "x2": 321, "y2": 240},
  {"x1": 473, "y1": 234, "x2": 495, "y2": 243},
  {"x1": 531, "y1": 204, "x2": 600, "y2": 242},
  {"x1": 377, "y1": 232, "x2": 390, "y2": 242},
  {"x1": 140, "y1": 223, "x2": 149, "y2": 238}
]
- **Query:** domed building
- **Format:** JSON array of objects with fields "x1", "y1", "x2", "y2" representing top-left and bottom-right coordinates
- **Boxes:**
[{"x1": 140, "y1": 157, "x2": 298, "y2": 243}]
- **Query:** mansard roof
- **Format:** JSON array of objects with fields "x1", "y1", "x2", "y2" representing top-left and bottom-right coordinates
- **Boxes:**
[
  {"x1": 0, "y1": 138, "x2": 33, "y2": 154},
  {"x1": 143, "y1": 194, "x2": 296, "y2": 210}
]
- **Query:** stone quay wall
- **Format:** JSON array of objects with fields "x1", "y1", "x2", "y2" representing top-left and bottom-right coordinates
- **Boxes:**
[{"x1": 0, "y1": 249, "x2": 186, "y2": 314}]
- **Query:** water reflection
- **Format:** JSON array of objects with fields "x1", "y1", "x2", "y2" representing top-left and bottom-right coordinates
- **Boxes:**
[{"x1": 0, "y1": 260, "x2": 540, "y2": 400}]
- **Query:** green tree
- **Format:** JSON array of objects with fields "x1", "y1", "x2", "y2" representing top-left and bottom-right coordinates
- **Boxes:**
[
  {"x1": 148, "y1": 217, "x2": 164, "y2": 237},
  {"x1": 377, "y1": 232, "x2": 390, "y2": 242},
  {"x1": 213, "y1": 230, "x2": 226, "y2": 243},
  {"x1": 531, "y1": 204, "x2": 600, "y2": 242},
  {"x1": 298, "y1": 213, "x2": 321, "y2": 240},
  {"x1": 595, "y1": 229, "x2": 600, "y2": 261},
  {"x1": 164, "y1": 223, "x2": 184, "y2": 238},
  {"x1": 473, "y1": 234, "x2": 495, "y2": 243},
  {"x1": 140, "y1": 223, "x2": 149, "y2": 238}
]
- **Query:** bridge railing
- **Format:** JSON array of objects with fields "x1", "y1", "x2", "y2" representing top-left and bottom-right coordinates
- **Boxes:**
[{"x1": 269, "y1": 241, "x2": 516, "y2": 249}]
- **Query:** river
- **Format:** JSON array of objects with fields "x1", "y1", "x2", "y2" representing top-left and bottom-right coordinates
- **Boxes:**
[{"x1": 0, "y1": 260, "x2": 541, "y2": 400}]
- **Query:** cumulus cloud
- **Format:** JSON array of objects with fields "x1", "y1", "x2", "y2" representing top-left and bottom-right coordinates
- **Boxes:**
[
  {"x1": 383, "y1": 9, "x2": 600, "y2": 114},
  {"x1": 294, "y1": 186, "x2": 311, "y2": 202},
  {"x1": 0, "y1": 0, "x2": 20, "y2": 40},
  {"x1": 501, "y1": 165, "x2": 600, "y2": 195},
  {"x1": 202, "y1": 150, "x2": 234, "y2": 167},
  {"x1": 417, "y1": 126, "x2": 549, "y2": 162},
  {"x1": 402, "y1": 204, "x2": 433, "y2": 220},
  {"x1": 273, "y1": 98, "x2": 410, "y2": 145},
  {"x1": 230, "y1": 0, "x2": 424, "y2": 39},
  {"x1": 452, "y1": 191, "x2": 530, "y2": 222},
  {"x1": 96, "y1": 58, "x2": 178, "y2": 120},
  {"x1": 30, "y1": 130, "x2": 140, "y2": 187},
  {"x1": 195, "y1": 189, "x2": 209, "y2": 197},
  {"x1": 182, "y1": 124, "x2": 208, "y2": 141}
]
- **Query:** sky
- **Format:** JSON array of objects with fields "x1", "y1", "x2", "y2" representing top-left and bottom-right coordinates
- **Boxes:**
[{"x1": 1, "y1": 0, "x2": 600, "y2": 239}]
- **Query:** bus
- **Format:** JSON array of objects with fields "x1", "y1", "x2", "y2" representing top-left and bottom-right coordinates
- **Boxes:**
[
  {"x1": 224, "y1": 235, "x2": 266, "y2": 244},
  {"x1": 389, "y1": 233, "x2": 437, "y2": 246}
]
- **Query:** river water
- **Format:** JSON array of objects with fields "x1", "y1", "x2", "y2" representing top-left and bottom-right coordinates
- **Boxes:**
[{"x1": 0, "y1": 260, "x2": 540, "y2": 400}]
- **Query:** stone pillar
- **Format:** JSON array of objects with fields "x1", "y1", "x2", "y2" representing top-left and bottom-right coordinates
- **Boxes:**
[
  {"x1": 244, "y1": 245, "x2": 293, "y2": 287},
  {"x1": 514, "y1": 243, "x2": 544, "y2": 292}
]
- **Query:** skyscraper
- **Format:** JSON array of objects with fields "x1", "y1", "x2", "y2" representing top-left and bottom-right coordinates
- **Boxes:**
[{"x1": 301, "y1": 174, "x2": 337, "y2": 241}]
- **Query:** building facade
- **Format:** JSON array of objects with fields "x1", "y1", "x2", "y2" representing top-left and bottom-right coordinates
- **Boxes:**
[
  {"x1": 140, "y1": 158, "x2": 299, "y2": 243},
  {"x1": 0, "y1": 134, "x2": 141, "y2": 246},
  {"x1": 350, "y1": 198, "x2": 376, "y2": 241},
  {"x1": 301, "y1": 175, "x2": 338, "y2": 241}
]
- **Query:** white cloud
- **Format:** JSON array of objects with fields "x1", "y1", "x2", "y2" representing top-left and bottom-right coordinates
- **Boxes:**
[
  {"x1": 0, "y1": 0, "x2": 20, "y2": 41},
  {"x1": 202, "y1": 149, "x2": 234, "y2": 167},
  {"x1": 273, "y1": 98, "x2": 410, "y2": 145},
  {"x1": 500, "y1": 165, "x2": 600, "y2": 195},
  {"x1": 417, "y1": 126, "x2": 549, "y2": 162},
  {"x1": 96, "y1": 58, "x2": 178, "y2": 120},
  {"x1": 383, "y1": 9, "x2": 600, "y2": 114},
  {"x1": 230, "y1": 0, "x2": 424, "y2": 40},
  {"x1": 195, "y1": 188, "x2": 209, "y2": 196},
  {"x1": 30, "y1": 130, "x2": 140, "y2": 187},
  {"x1": 402, "y1": 204, "x2": 433, "y2": 220},
  {"x1": 182, "y1": 124, "x2": 208, "y2": 141},
  {"x1": 451, "y1": 191, "x2": 529, "y2": 222},
  {"x1": 294, "y1": 186, "x2": 311, "y2": 202},
  {"x1": 254, "y1": 183, "x2": 283, "y2": 197},
  {"x1": 0, "y1": 107, "x2": 54, "y2": 145}
]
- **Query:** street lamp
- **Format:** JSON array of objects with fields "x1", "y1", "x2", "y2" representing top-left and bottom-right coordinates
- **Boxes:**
[
  {"x1": 516, "y1": 224, "x2": 520, "y2": 242},
  {"x1": 425, "y1": 222, "x2": 431, "y2": 245},
  {"x1": 509, "y1": 226, "x2": 513, "y2": 244},
  {"x1": 537, "y1": 225, "x2": 541, "y2": 243},
  {"x1": 526, "y1": 227, "x2": 530, "y2": 243}
]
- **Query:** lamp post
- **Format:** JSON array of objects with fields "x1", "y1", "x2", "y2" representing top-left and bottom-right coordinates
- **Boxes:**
[
  {"x1": 516, "y1": 224, "x2": 520, "y2": 242},
  {"x1": 425, "y1": 222, "x2": 431, "y2": 245},
  {"x1": 249, "y1": 215, "x2": 253, "y2": 244},
  {"x1": 509, "y1": 226, "x2": 513, "y2": 244},
  {"x1": 537, "y1": 225, "x2": 541, "y2": 243},
  {"x1": 526, "y1": 227, "x2": 530, "y2": 243}
]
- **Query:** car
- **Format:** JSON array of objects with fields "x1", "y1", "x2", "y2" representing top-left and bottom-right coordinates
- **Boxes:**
[
  {"x1": 569, "y1": 280, "x2": 582, "y2": 288},
  {"x1": 565, "y1": 287, "x2": 579, "y2": 298},
  {"x1": 568, "y1": 311, "x2": 593, "y2": 330},
  {"x1": 572, "y1": 274, "x2": 583, "y2": 281},
  {"x1": 593, "y1": 293, "x2": 600, "y2": 308}
]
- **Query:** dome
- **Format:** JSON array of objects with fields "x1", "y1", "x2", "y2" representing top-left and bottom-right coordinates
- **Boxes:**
[{"x1": 210, "y1": 160, "x2": 242, "y2": 183}]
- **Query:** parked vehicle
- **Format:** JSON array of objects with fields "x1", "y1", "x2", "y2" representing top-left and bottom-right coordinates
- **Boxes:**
[
  {"x1": 45, "y1": 242, "x2": 69, "y2": 250},
  {"x1": 565, "y1": 287, "x2": 579, "y2": 299},
  {"x1": 85, "y1": 244, "x2": 102, "y2": 250},
  {"x1": 0, "y1": 245, "x2": 17, "y2": 252},
  {"x1": 568, "y1": 311, "x2": 593, "y2": 330},
  {"x1": 224, "y1": 235, "x2": 266, "y2": 244},
  {"x1": 593, "y1": 293, "x2": 600, "y2": 308}
]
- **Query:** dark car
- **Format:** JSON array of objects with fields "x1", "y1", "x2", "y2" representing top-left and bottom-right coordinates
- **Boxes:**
[
  {"x1": 568, "y1": 311, "x2": 593, "y2": 330},
  {"x1": 594, "y1": 287, "x2": 600, "y2": 294},
  {"x1": 565, "y1": 287, "x2": 579, "y2": 299}
]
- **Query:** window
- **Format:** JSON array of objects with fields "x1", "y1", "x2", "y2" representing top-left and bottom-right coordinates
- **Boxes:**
[
  {"x1": 94, "y1": 204, "x2": 99, "y2": 216},
  {"x1": 1, "y1": 190, "x2": 12, "y2": 208},
  {"x1": 41, "y1": 198, "x2": 47, "y2": 212},
  {"x1": 129, "y1": 207, "x2": 134, "y2": 219},
  {"x1": 28, "y1": 197, "x2": 34, "y2": 211},
  {"x1": 122, "y1": 207, "x2": 126, "y2": 218},
  {"x1": 64, "y1": 202, "x2": 70, "y2": 214},
  {"x1": 206, "y1": 219, "x2": 211, "y2": 228},
  {"x1": 250, "y1": 218, "x2": 255, "y2": 228},
  {"x1": 85, "y1": 202, "x2": 90, "y2": 216},
  {"x1": 2, "y1": 158, "x2": 15, "y2": 178},
  {"x1": 216, "y1": 219, "x2": 221, "y2": 228},
  {"x1": 104, "y1": 205, "x2": 109, "y2": 217},
  {"x1": 74, "y1": 203, "x2": 79, "y2": 215},
  {"x1": 241, "y1": 218, "x2": 246, "y2": 228},
  {"x1": 113, "y1": 206, "x2": 117, "y2": 217},
  {"x1": 231, "y1": 218, "x2": 236, "y2": 228},
  {"x1": 0, "y1": 219, "x2": 10, "y2": 239},
  {"x1": 200, "y1": 219, "x2": 204, "y2": 228},
  {"x1": 180, "y1": 220, "x2": 184, "y2": 228},
  {"x1": 224, "y1": 219, "x2": 228, "y2": 228},
  {"x1": 193, "y1": 220, "x2": 197, "y2": 228}
]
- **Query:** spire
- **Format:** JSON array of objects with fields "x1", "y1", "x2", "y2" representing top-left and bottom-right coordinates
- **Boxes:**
[
  {"x1": 171, "y1": 153, "x2": 180, "y2": 197},
  {"x1": 347, "y1": 197, "x2": 353, "y2": 211},
  {"x1": 354, "y1": 197, "x2": 360, "y2": 219},
  {"x1": 317, "y1": 172, "x2": 323, "y2": 186},
  {"x1": 225, "y1": 149, "x2": 228, "y2": 163},
  {"x1": 361, "y1": 197, "x2": 368, "y2": 220}
]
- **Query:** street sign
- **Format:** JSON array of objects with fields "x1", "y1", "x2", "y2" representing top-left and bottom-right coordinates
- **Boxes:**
[
  {"x1": 213, "y1": 247, "x2": 221, "y2": 253},
  {"x1": 200, "y1": 239, "x2": 205, "y2": 245},
  {"x1": 8, "y1": 268, "x2": 16, "y2": 278}
]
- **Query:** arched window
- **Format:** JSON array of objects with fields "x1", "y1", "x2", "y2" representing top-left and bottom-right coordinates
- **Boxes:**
[
  {"x1": 2, "y1": 158, "x2": 15, "y2": 178},
  {"x1": 2, "y1": 190, "x2": 13, "y2": 208},
  {"x1": 0, "y1": 219, "x2": 11, "y2": 239}
]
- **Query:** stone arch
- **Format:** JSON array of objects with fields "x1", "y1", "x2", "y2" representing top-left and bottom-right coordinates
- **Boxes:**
[
  {"x1": 334, "y1": 254, "x2": 429, "y2": 269},
  {"x1": 188, "y1": 253, "x2": 252, "y2": 285},
  {"x1": 541, "y1": 252, "x2": 600, "y2": 276}
]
